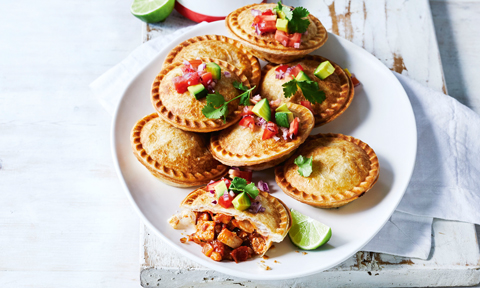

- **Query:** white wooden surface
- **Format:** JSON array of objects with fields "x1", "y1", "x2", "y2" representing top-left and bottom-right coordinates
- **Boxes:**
[{"x1": 140, "y1": 0, "x2": 480, "y2": 287}]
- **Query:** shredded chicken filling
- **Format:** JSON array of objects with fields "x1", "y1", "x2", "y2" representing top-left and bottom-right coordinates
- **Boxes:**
[{"x1": 187, "y1": 212, "x2": 268, "y2": 263}]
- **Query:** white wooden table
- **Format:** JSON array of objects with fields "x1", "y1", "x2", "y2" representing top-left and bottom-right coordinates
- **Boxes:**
[{"x1": 139, "y1": 1, "x2": 480, "y2": 287}]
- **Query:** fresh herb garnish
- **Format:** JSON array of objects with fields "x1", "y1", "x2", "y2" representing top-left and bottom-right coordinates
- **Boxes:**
[
  {"x1": 201, "y1": 82, "x2": 256, "y2": 122},
  {"x1": 294, "y1": 155, "x2": 313, "y2": 177},
  {"x1": 229, "y1": 177, "x2": 260, "y2": 199},
  {"x1": 273, "y1": 1, "x2": 310, "y2": 34},
  {"x1": 282, "y1": 78, "x2": 325, "y2": 104}
]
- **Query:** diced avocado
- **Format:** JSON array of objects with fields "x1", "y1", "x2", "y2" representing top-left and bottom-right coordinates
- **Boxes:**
[
  {"x1": 295, "y1": 70, "x2": 311, "y2": 82},
  {"x1": 232, "y1": 192, "x2": 251, "y2": 211},
  {"x1": 314, "y1": 61, "x2": 335, "y2": 80},
  {"x1": 276, "y1": 18, "x2": 289, "y2": 33},
  {"x1": 188, "y1": 83, "x2": 208, "y2": 100},
  {"x1": 277, "y1": 10, "x2": 286, "y2": 19},
  {"x1": 252, "y1": 98, "x2": 271, "y2": 122},
  {"x1": 275, "y1": 103, "x2": 290, "y2": 113},
  {"x1": 206, "y1": 62, "x2": 221, "y2": 80},
  {"x1": 214, "y1": 181, "x2": 228, "y2": 199},
  {"x1": 275, "y1": 112, "x2": 291, "y2": 128}
]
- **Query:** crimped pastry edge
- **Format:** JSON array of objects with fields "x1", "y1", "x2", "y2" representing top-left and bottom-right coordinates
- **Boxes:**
[
  {"x1": 275, "y1": 133, "x2": 380, "y2": 208},
  {"x1": 209, "y1": 103, "x2": 314, "y2": 169},
  {"x1": 131, "y1": 113, "x2": 228, "y2": 187},
  {"x1": 262, "y1": 55, "x2": 354, "y2": 127},
  {"x1": 163, "y1": 34, "x2": 262, "y2": 91},
  {"x1": 151, "y1": 57, "x2": 250, "y2": 133}
]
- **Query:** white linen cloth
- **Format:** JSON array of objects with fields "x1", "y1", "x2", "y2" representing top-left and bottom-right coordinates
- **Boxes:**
[{"x1": 90, "y1": 24, "x2": 480, "y2": 260}]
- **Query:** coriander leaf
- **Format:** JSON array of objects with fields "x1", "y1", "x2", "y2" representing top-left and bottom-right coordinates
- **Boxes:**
[
  {"x1": 272, "y1": 1, "x2": 282, "y2": 14},
  {"x1": 282, "y1": 79, "x2": 298, "y2": 98},
  {"x1": 294, "y1": 155, "x2": 313, "y2": 177},
  {"x1": 219, "y1": 104, "x2": 229, "y2": 123},
  {"x1": 206, "y1": 91, "x2": 226, "y2": 108},
  {"x1": 238, "y1": 86, "x2": 255, "y2": 106},
  {"x1": 201, "y1": 92, "x2": 226, "y2": 121},
  {"x1": 202, "y1": 103, "x2": 224, "y2": 120},
  {"x1": 233, "y1": 81, "x2": 249, "y2": 91},
  {"x1": 244, "y1": 183, "x2": 260, "y2": 199},
  {"x1": 288, "y1": 7, "x2": 310, "y2": 33},
  {"x1": 229, "y1": 177, "x2": 247, "y2": 193},
  {"x1": 296, "y1": 80, "x2": 326, "y2": 104}
]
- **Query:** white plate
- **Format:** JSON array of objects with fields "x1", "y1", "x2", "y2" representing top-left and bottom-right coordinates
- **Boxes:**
[{"x1": 111, "y1": 21, "x2": 417, "y2": 280}]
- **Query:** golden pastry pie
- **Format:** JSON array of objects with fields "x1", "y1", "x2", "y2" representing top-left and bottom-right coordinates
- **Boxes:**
[
  {"x1": 275, "y1": 133, "x2": 379, "y2": 208},
  {"x1": 131, "y1": 113, "x2": 228, "y2": 187},
  {"x1": 260, "y1": 55, "x2": 354, "y2": 127},
  {"x1": 151, "y1": 57, "x2": 251, "y2": 133},
  {"x1": 170, "y1": 186, "x2": 291, "y2": 262},
  {"x1": 226, "y1": 3, "x2": 328, "y2": 64},
  {"x1": 164, "y1": 34, "x2": 262, "y2": 91},
  {"x1": 209, "y1": 102, "x2": 315, "y2": 170}
]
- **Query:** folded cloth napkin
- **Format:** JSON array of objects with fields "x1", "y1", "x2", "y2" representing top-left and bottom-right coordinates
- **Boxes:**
[{"x1": 90, "y1": 23, "x2": 480, "y2": 260}]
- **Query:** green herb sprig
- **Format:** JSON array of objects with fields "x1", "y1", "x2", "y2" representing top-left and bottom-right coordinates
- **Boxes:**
[
  {"x1": 294, "y1": 155, "x2": 313, "y2": 177},
  {"x1": 282, "y1": 78, "x2": 326, "y2": 104}
]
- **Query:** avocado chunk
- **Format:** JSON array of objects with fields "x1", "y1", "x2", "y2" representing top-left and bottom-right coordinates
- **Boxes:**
[
  {"x1": 275, "y1": 103, "x2": 290, "y2": 113},
  {"x1": 232, "y1": 192, "x2": 251, "y2": 211},
  {"x1": 214, "y1": 181, "x2": 228, "y2": 199},
  {"x1": 314, "y1": 61, "x2": 335, "y2": 80},
  {"x1": 295, "y1": 70, "x2": 312, "y2": 82},
  {"x1": 206, "y1": 62, "x2": 221, "y2": 80},
  {"x1": 277, "y1": 10, "x2": 286, "y2": 19},
  {"x1": 252, "y1": 98, "x2": 271, "y2": 122},
  {"x1": 275, "y1": 112, "x2": 291, "y2": 128},
  {"x1": 276, "y1": 18, "x2": 289, "y2": 33},
  {"x1": 188, "y1": 83, "x2": 208, "y2": 100}
]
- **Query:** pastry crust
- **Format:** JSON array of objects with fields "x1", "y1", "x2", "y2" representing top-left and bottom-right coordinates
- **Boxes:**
[
  {"x1": 260, "y1": 55, "x2": 354, "y2": 127},
  {"x1": 225, "y1": 3, "x2": 328, "y2": 63},
  {"x1": 209, "y1": 103, "x2": 314, "y2": 170},
  {"x1": 163, "y1": 34, "x2": 262, "y2": 91},
  {"x1": 131, "y1": 113, "x2": 228, "y2": 187},
  {"x1": 151, "y1": 57, "x2": 251, "y2": 133},
  {"x1": 180, "y1": 186, "x2": 292, "y2": 247},
  {"x1": 275, "y1": 133, "x2": 379, "y2": 208}
]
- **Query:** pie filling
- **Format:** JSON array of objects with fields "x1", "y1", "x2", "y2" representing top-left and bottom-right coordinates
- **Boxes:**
[{"x1": 185, "y1": 211, "x2": 268, "y2": 263}]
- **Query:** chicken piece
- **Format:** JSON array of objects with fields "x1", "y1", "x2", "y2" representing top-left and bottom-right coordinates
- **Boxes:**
[
  {"x1": 230, "y1": 246, "x2": 252, "y2": 263},
  {"x1": 195, "y1": 221, "x2": 215, "y2": 242},
  {"x1": 210, "y1": 252, "x2": 222, "y2": 261},
  {"x1": 250, "y1": 234, "x2": 267, "y2": 254},
  {"x1": 168, "y1": 215, "x2": 180, "y2": 229},
  {"x1": 197, "y1": 212, "x2": 211, "y2": 223},
  {"x1": 217, "y1": 228, "x2": 243, "y2": 249},
  {"x1": 232, "y1": 219, "x2": 255, "y2": 233},
  {"x1": 202, "y1": 243, "x2": 214, "y2": 257},
  {"x1": 213, "y1": 213, "x2": 232, "y2": 224},
  {"x1": 237, "y1": 230, "x2": 249, "y2": 241}
]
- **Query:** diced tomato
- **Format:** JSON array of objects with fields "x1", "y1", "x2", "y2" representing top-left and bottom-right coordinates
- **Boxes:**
[
  {"x1": 253, "y1": 15, "x2": 277, "y2": 24},
  {"x1": 285, "y1": 64, "x2": 304, "y2": 78},
  {"x1": 199, "y1": 71, "x2": 213, "y2": 86},
  {"x1": 172, "y1": 76, "x2": 188, "y2": 93},
  {"x1": 207, "y1": 178, "x2": 231, "y2": 192},
  {"x1": 289, "y1": 32, "x2": 302, "y2": 47},
  {"x1": 275, "y1": 64, "x2": 289, "y2": 73},
  {"x1": 188, "y1": 59, "x2": 202, "y2": 68},
  {"x1": 262, "y1": 9, "x2": 274, "y2": 15},
  {"x1": 300, "y1": 101, "x2": 314, "y2": 114},
  {"x1": 184, "y1": 72, "x2": 200, "y2": 86},
  {"x1": 218, "y1": 193, "x2": 234, "y2": 209},
  {"x1": 181, "y1": 65, "x2": 192, "y2": 74},
  {"x1": 262, "y1": 121, "x2": 279, "y2": 140},
  {"x1": 288, "y1": 117, "x2": 299, "y2": 139},
  {"x1": 275, "y1": 30, "x2": 290, "y2": 46},
  {"x1": 275, "y1": 30, "x2": 302, "y2": 48},
  {"x1": 351, "y1": 74, "x2": 361, "y2": 87},
  {"x1": 228, "y1": 169, "x2": 253, "y2": 182},
  {"x1": 257, "y1": 20, "x2": 277, "y2": 33},
  {"x1": 241, "y1": 106, "x2": 255, "y2": 116},
  {"x1": 239, "y1": 115, "x2": 255, "y2": 131}
]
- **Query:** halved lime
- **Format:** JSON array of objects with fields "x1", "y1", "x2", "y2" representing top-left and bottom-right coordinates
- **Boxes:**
[
  {"x1": 288, "y1": 209, "x2": 332, "y2": 250},
  {"x1": 131, "y1": 0, "x2": 175, "y2": 23}
]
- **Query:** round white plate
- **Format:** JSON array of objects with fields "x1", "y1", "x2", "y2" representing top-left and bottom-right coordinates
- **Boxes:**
[{"x1": 112, "y1": 21, "x2": 417, "y2": 280}]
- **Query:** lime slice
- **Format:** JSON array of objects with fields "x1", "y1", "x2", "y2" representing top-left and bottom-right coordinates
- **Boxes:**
[
  {"x1": 131, "y1": 0, "x2": 175, "y2": 23},
  {"x1": 288, "y1": 209, "x2": 332, "y2": 250}
]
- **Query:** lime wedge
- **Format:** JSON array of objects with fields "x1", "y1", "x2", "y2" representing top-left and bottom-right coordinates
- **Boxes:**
[
  {"x1": 288, "y1": 209, "x2": 332, "y2": 250},
  {"x1": 131, "y1": 0, "x2": 175, "y2": 23}
]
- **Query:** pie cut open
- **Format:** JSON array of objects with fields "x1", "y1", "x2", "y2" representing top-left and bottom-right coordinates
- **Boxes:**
[{"x1": 275, "y1": 133, "x2": 379, "y2": 208}]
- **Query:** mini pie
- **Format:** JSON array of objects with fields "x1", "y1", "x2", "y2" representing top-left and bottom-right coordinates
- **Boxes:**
[
  {"x1": 151, "y1": 57, "x2": 251, "y2": 133},
  {"x1": 275, "y1": 133, "x2": 379, "y2": 208},
  {"x1": 163, "y1": 34, "x2": 262, "y2": 91},
  {"x1": 260, "y1": 55, "x2": 354, "y2": 127},
  {"x1": 175, "y1": 186, "x2": 291, "y2": 260},
  {"x1": 131, "y1": 113, "x2": 228, "y2": 187},
  {"x1": 226, "y1": 3, "x2": 328, "y2": 64},
  {"x1": 209, "y1": 103, "x2": 315, "y2": 170}
]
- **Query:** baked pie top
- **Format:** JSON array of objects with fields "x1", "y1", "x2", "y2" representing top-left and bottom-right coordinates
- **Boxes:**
[
  {"x1": 275, "y1": 133, "x2": 379, "y2": 207},
  {"x1": 209, "y1": 103, "x2": 314, "y2": 166},
  {"x1": 131, "y1": 113, "x2": 228, "y2": 185},
  {"x1": 164, "y1": 35, "x2": 262, "y2": 90},
  {"x1": 151, "y1": 57, "x2": 251, "y2": 132},
  {"x1": 181, "y1": 187, "x2": 291, "y2": 243},
  {"x1": 260, "y1": 55, "x2": 354, "y2": 126},
  {"x1": 226, "y1": 3, "x2": 328, "y2": 53}
]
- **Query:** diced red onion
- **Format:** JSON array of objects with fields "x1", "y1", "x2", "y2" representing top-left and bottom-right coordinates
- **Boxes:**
[
  {"x1": 229, "y1": 191, "x2": 235, "y2": 197},
  {"x1": 285, "y1": 67, "x2": 293, "y2": 76},
  {"x1": 224, "y1": 71, "x2": 231, "y2": 78},
  {"x1": 198, "y1": 63, "x2": 206, "y2": 72},
  {"x1": 257, "y1": 180, "x2": 270, "y2": 193},
  {"x1": 293, "y1": 43, "x2": 300, "y2": 48},
  {"x1": 209, "y1": 189, "x2": 215, "y2": 194},
  {"x1": 208, "y1": 180, "x2": 215, "y2": 184},
  {"x1": 255, "y1": 117, "x2": 267, "y2": 127},
  {"x1": 212, "y1": 200, "x2": 217, "y2": 204},
  {"x1": 251, "y1": 9, "x2": 261, "y2": 17},
  {"x1": 182, "y1": 60, "x2": 190, "y2": 66},
  {"x1": 247, "y1": 201, "x2": 265, "y2": 213},
  {"x1": 231, "y1": 167, "x2": 240, "y2": 171},
  {"x1": 255, "y1": 25, "x2": 262, "y2": 35},
  {"x1": 273, "y1": 136, "x2": 280, "y2": 141},
  {"x1": 275, "y1": 70, "x2": 285, "y2": 80},
  {"x1": 280, "y1": 127, "x2": 289, "y2": 140}
]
